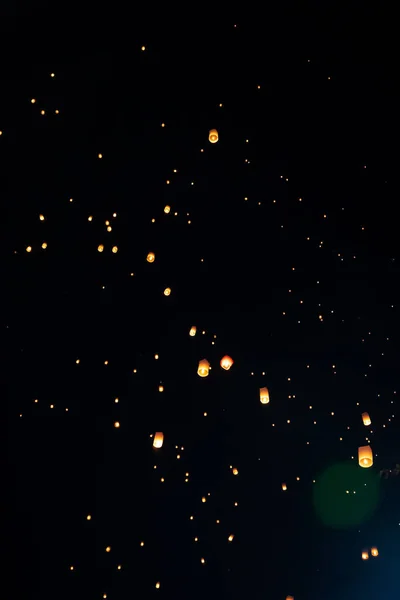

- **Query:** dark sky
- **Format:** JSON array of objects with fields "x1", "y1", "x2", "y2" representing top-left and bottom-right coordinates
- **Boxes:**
[{"x1": 2, "y1": 4, "x2": 400, "y2": 600}]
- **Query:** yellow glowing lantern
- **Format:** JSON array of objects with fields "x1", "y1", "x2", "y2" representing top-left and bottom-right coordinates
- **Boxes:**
[
  {"x1": 209, "y1": 129, "x2": 219, "y2": 143},
  {"x1": 232, "y1": 468, "x2": 238, "y2": 475},
  {"x1": 282, "y1": 483, "x2": 287, "y2": 491},
  {"x1": 98, "y1": 244, "x2": 104, "y2": 252},
  {"x1": 260, "y1": 387, "x2": 270, "y2": 404},
  {"x1": 220, "y1": 355, "x2": 234, "y2": 370},
  {"x1": 112, "y1": 246, "x2": 118, "y2": 253},
  {"x1": 153, "y1": 432, "x2": 164, "y2": 449},
  {"x1": 163, "y1": 287, "x2": 171, "y2": 296},
  {"x1": 361, "y1": 550, "x2": 369, "y2": 560},
  {"x1": 189, "y1": 326, "x2": 197, "y2": 337},
  {"x1": 197, "y1": 359, "x2": 210, "y2": 377},
  {"x1": 371, "y1": 547, "x2": 379, "y2": 557},
  {"x1": 164, "y1": 205, "x2": 171, "y2": 214},
  {"x1": 358, "y1": 445, "x2": 373, "y2": 468},
  {"x1": 147, "y1": 252, "x2": 155, "y2": 262},
  {"x1": 362, "y1": 412, "x2": 371, "y2": 426}
]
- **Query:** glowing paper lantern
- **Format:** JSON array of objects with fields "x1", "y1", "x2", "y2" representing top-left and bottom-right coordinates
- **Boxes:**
[
  {"x1": 260, "y1": 387, "x2": 270, "y2": 404},
  {"x1": 362, "y1": 412, "x2": 371, "y2": 426},
  {"x1": 153, "y1": 432, "x2": 164, "y2": 448},
  {"x1": 197, "y1": 359, "x2": 210, "y2": 377},
  {"x1": 189, "y1": 326, "x2": 197, "y2": 337},
  {"x1": 209, "y1": 129, "x2": 219, "y2": 143},
  {"x1": 361, "y1": 550, "x2": 369, "y2": 560},
  {"x1": 97, "y1": 244, "x2": 104, "y2": 252},
  {"x1": 371, "y1": 547, "x2": 379, "y2": 557},
  {"x1": 358, "y1": 445, "x2": 373, "y2": 468},
  {"x1": 220, "y1": 355, "x2": 233, "y2": 370},
  {"x1": 163, "y1": 287, "x2": 171, "y2": 296},
  {"x1": 286, "y1": 596, "x2": 294, "y2": 600},
  {"x1": 147, "y1": 252, "x2": 155, "y2": 262},
  {"x1": 164, "y1": 205, "x2": 171, "y2": 213},
  {"x1": 282, "y1": 483, "x2": 287, "y2": 491},
  {"x1": 232, "y1": 468, "x2": 238, "y2": 475}
]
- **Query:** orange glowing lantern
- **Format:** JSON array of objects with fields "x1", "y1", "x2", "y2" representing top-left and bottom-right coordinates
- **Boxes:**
[
  {"x1": 220, "y1": 355, "x2": 233, "y2": 370},
  {"x1": 282, "y1": 483, "x2": 287, "y2": 491},
  {"x1": 362, "y1": 412, "x2": 371, "y2": 426},
  {"x1": 260, "y1": 387, "x2": 270, "y2": 404},
  {"x1": 358, "y1": 445, "x2": 373, "y2": 468},
  {"x1": 147, "y1": 252, "x2": 155, "y2": 263},
  {"x1": 286, "y1": 596, "x2": 294, "y2": 600},
  {"x1": 197, "y1": 359, "x2": 210, "y2": 377},
  {"x1": 189, "y1": 326, "x2": 197, "y2": 337},
  {"x1": 361, "y1": 550, "x2": 369, "y2": 560},
  {"x1": 232, "y1": 468, "x2": 238, "y2": 475},
  {"x1": 153, "y1": 432, "x2": 164, "y2": 448},
  {"x1": 209, "y1": 129, "x2": 219, "y2": 143},
  {"x1": 371, "y1": 547, "x2": 379, "y2": 557}
]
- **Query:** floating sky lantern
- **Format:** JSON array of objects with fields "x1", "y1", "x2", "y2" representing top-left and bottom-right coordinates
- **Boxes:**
[
  {"x1": 361, "y1": 550, "x2": 369, "y2": 560},
  {"x1": 260, "y1": 387, "x2": 270, "y2": 404},
  {"x1": 153, "y1": 432, "x2": 164, "y2": 449},
  {"x1": 163, "y1": 287, "x2": 171, "y2": 296},
  {"x1": 147, "y1": 252, "x2": 155, "y2": 262},
  {"x1": 209, "y1": 129, "x2": 219, "y2": 143},
  {"x1": 197, "y1": 359, "x2": 210, "y2": 377},
  {"x1": 282, "y1": 483, "x2": 287, "y2": 491},
  {"x1": 189, "y1": 326, "x2": 197, "y2": 337},
  {"x1": 232, "y1": 468, "x2": 239, "y2": 476},
  {"x1": 362, "y1": 412, "x2": 371, "y2": 426},
  {"x1": 371, "y1": 547, "x2": 379, "y2": 557},
  {"x1": 220, "y1": 355, "x2": 234, "y2": 370},
  {"x1": 358, "y1": 445, "x2": 373, "y2": 468}
]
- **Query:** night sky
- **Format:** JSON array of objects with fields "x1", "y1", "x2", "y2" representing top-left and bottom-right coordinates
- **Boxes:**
[{"x1": 2, "y1": 5, "x2": 400, "y2": 600}]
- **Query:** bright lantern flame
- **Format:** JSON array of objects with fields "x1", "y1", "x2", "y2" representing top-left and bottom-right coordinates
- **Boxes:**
[
  {"x1": 153, "y1": 432, "x2": 164, "y2": 448},
  {"x1": 209, "y1": 129, "x2": 219, "y2": 143},
  {"x1": 358, "y1": 445, "x2": 373, "y2": 468},
  {"x1": 362, "y1": 412, "x2": 371, "y2": 426},
  {"x1": 260, "y1": 387, "x2": 270, "y2": 404},
  {"x1": 197, "y1": 359, "x2": 210, "y2": 377},
  {"x1": 220, "y1": 355, "x2": 233, "y2": 370}
]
